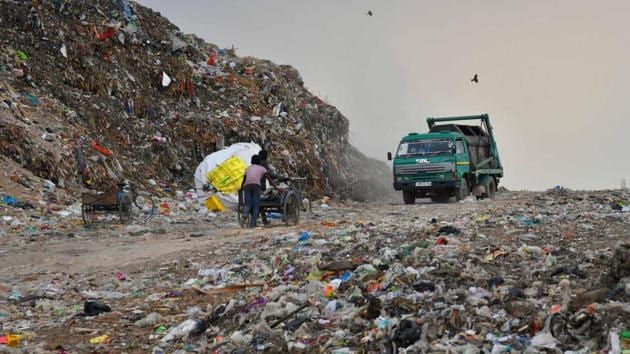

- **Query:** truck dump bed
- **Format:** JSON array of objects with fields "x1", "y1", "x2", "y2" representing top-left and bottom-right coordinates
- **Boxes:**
[
  {"x1": 427, "y1": 114, "x2": 502, "y2": 173},
  {"x1": 429, "y1": 124, "x2": 496, "y2": 169}
]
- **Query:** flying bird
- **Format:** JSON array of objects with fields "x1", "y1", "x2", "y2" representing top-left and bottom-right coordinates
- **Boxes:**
[
  {"x1": 367, "y1": 10, "x2": 373, "y2": 16},
  {"x1": 471, "y1": 74, "x2": 478, "y2": 83}
]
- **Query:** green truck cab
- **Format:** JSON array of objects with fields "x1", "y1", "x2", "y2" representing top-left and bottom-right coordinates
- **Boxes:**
[{"x1": 387, "y1": 114, "x2": 503, "y2": 204}]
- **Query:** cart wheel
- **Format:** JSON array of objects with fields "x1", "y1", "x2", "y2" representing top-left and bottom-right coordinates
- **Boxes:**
[
  {"x1": 133, "y1": 193, "x2": 156, "y2": 222},
  {"x1": 119, "y1": 194, "x2": 132, "y2": 223},
  {"x1": 284, "y1": 192, "x2": 300, "y2": 226},
  {"x1": 82, "y1": 204, "x2": 95, "y2": 226}
]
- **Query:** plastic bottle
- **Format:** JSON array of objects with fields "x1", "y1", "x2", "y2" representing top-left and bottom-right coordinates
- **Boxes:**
[
  {"x1": 134, "y1": 312, "x2": 159, "y2": 327},
  {"x1": 160, "y1": 319, "x2": 199, "y2": 342}
]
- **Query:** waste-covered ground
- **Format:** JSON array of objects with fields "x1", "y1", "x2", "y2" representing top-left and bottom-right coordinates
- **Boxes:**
[{"x1": 1, "y1": 190, "x2": 629, "y2": 353}]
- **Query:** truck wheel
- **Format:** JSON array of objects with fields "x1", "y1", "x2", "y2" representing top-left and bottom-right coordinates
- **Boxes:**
[
  {"x1": 430, "y1": 195, "x2": 450, "y2": 203},
  {"x1": 455, "y1": 179, "x2": 469, "y2": 201},
  {"x1": 487, "y1": 178, "x2": 496, "y2": 200},
  {"x1": 403, "y1": 190, "x2": 415, "y2": 205}
]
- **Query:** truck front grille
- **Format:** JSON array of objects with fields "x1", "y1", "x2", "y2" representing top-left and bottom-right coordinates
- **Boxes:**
[{"x1": 395, "y1": 162, "x2": 454, "y2": 174}]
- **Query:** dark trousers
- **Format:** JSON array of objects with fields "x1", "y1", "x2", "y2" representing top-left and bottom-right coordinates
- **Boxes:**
[{"x1": 242, "y1": 184, "x2": 261, "y2": 228}]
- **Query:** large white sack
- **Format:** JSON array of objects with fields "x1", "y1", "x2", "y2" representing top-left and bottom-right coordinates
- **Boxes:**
[
  {"x1": 193, "y1": 142, "x2": 261, "y2": 190},
  {"x1": 193, "y1": 143, "x2": 262, "y2": 212}
]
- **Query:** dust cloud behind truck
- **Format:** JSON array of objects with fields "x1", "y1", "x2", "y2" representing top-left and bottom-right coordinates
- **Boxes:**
[{"x1": 387, "y1": 114, "x2": 503, "y2": 204}]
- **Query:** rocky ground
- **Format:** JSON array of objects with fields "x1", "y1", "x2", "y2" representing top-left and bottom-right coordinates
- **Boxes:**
[{"x1": 1, "y1": 190, "x2": 629, "y2": 353}]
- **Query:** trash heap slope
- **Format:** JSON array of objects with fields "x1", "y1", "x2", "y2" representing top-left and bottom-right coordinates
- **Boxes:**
[{"x1": 0, "y1": 0, "x2": 392, "y2": 200}]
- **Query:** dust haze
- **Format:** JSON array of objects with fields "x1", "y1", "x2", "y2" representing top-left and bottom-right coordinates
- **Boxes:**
[{"x1": 138, "y1": 0, "x2": 630, "y2": 191}]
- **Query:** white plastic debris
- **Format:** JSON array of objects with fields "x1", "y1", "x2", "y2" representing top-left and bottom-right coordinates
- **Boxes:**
[
  {"x1": 230, "y1": 330, "x2": 253, "y2": 346},
  {"x1": 530, "y1": 332, "x2": 558, "y2": 349},
  {"x1": 161, "y1": 71, "x2": 172, "y2": 87},
  {"x1": 160, "y1": 319, "x2": 198, "y2": 342}
]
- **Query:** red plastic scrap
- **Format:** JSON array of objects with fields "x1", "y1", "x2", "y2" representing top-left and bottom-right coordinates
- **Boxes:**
[
  {"x1": 548, "y1": 304, "x2": 561, "y2": 314},
  {"x1": 207, "y1": 53, "x2": 217, "y2": 66},
  {"x1": 94, "y1": 26, "x2": 115, "y2": 41},
  {"x1": 530, "y1": 319, "x2": 541, "y2": 334},
  {"x1": 435, "y1": 236, "x2": 448, "y2": 245},
  {"x1": 91, "y1": 140, "x2": 112, "y2": 157},
  {"x1": 542, "y1": 246, "x2": 555, "y2": 254}
]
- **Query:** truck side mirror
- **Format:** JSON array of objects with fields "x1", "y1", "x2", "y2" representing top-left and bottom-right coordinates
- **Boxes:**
[{"x1": 387, "y1": 152, "x2": 392, "y2": 161}]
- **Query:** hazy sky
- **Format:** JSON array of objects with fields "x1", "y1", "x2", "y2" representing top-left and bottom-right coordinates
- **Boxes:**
[{"x1": 138, "y1": 0, "x2": 630, "y2": 190}]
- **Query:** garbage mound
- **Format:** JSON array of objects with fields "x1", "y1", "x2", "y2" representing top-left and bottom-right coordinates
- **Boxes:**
[{"x1": 0, "y1": 0, "x2": 392, "y2": 201}]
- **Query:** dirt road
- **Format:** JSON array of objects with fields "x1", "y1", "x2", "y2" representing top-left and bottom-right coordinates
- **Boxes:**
[{"x1": 2, "y1": 198, "x2": 477, "y2": 276}]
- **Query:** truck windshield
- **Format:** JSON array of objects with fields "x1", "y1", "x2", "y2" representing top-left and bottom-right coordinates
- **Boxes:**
[{"x1": 397, "y1": 140, "x2": 453, "y2": 157}]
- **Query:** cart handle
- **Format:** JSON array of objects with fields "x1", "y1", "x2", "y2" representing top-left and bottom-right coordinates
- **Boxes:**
[{"x1": 275, "y1": 176, "x2": 306, "y2": 182}]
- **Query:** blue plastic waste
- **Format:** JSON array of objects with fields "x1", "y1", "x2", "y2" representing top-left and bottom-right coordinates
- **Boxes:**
[
  {"x1": 298, "y1": 231, "x2": 311, "y2": 242},
  {"x1": 266, "y1": 212, "x2": 282, "y2": 219},
  {"x1": 121, "y1": 0, "x2": 133, "y2": 20},
  {"x1": 2, "y1": 196, "x2": 17, "y2": 206}
]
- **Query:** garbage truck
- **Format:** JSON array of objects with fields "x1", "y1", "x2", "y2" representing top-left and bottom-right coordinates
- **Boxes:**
[{"x1": 387, "y1": 114, "x2": 503, "y2": 204}]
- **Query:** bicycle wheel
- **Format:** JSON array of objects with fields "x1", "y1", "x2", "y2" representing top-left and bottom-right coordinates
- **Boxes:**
[{"x1": 133, "y1": 192, "x2": 156, "y2": 222}]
